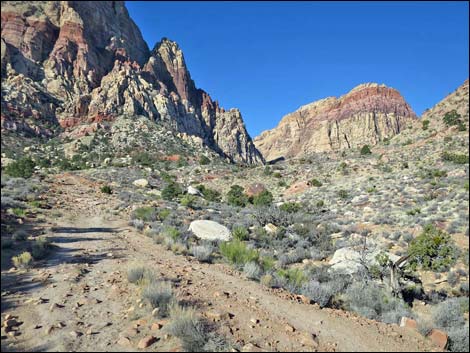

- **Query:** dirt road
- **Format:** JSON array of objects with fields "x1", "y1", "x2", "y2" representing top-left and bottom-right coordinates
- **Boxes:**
[{"x1": 1, "y1": 173, "x2": 436, "y2": 352}]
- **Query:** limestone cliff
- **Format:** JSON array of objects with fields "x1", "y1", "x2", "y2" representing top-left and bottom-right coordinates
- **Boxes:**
[{"x1": 254, "y1": 83, "x2": 417, "y2": 160}]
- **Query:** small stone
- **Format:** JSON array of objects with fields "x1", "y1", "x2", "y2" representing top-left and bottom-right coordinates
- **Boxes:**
[
  {"x1": 250, "y1": 318, "x2": 260, "y2": 324},
  {"x1": 151, "y1": 308, "x2": 160, "y2": 317},
  {"x1": 284, "y1": 324, "x2": 295, "y2": 333},
  {"x1": 70, "y1": 330, "x2": 82, "y2": 338},
  {"x1": 399, "y1": 317, "x2": 417, "y2": 330},
  {"x1": 299, "y1": 331, "x2": 319, "y2": 348},
  {"x1": 118, "y1": 336, "x2": 132, "y2": 347},
  {"x1": 427, "y1": 329, "x2": 448, "y2": 349},
  {"x1": 137, "y1": 336, "x2": 158, "y2": 349},
  {"x1": 151, "y1": 323, "x2": 162, "y2": 331},
  {"x1": 45, "y1": 326, "x2": 54, "y2": 335}
]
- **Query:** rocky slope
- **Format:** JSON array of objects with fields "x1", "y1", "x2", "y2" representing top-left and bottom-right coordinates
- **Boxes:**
[
  {"x1": 254, "y1": 83, "x2": 417, "y2": 161},
  {"x1": 1, "y1": 1, "x2": 263, "y2": 164}
]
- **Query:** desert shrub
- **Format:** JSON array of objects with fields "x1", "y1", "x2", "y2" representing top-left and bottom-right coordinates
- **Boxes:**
[
  {"x1": 199, "y1": 155, "x2": 211, "y2": 165},
  {"x1": 142, "y1": 281, "x2": 174, "y2": 315},
  {"x1": 345, "y1": 281, "x2": 411, "y2": 323},
  {"x1": 337, "y1": 189, "x2": 349, "y2": 199},
  {"x1": 132, "y1": 219, "x2": 145, "y2": 231},
  {"x1": 12, "y1": 230, "x2": 28, "y2": 241},
  {"x1": 408, "y1": 225, "x2": 458, "y2": 272},
  {"x1": 167, "y1": 305, "x2": 207, "y2": 352},
  {"x1": 31, "y1": 236, "x2": 51, "y2": 259},
  {"x1": 310, "y1": 178, "x2": 323, "y2": 187},
  {"x1": 219, "y1": 239, "x2": 258, "y2": 266},
  {"x1": 447, "y1": 271, "x2": 460, "y2": 287},
  {"x1": 273, "y1": 172, "x2": 282, "y2": 178},
  {"x1": 191, "y1": 244, "x2": 214, "y2": 263},
  {"x1": 260, "y1": 256, "x2": 276, "y2": 272},
  {"x1": 12, "y1": 251, "x2": 33, "y2": 269},
  {"x1": 243, "y1": 262, "x2": 262, "y2": 280},
  {"x1": 100, "y1": 185, "x2": 113, "y2": 194},
  {"x1": 422, "y1": 119, "x2": 430, "y2": 130},
  {"x1": 443, "y1": 110, "x2": 464, "y2": 129},
  {"x1": 261, "y1": 274, "x2": 275, "y2": 287},
  {"x1": 162, "y1": 181, "x2": 183, "y2": 201},
  {"x1": 180, "y1": 194, "x2": 197, "y2": 208},
  {"x1": 232, "y1": 226, "x2": 249, "y2": 241},
  {"x1": 432, "y1": 298, "x2": 466, "y2": 329},
  {"x1": 276, "y1": 268, "x2": 307, "y2": 291},
  {"x1": 360, "y1": 145, "x2": 372, "y2": 155},
  {"x1": 442, "y1": 151, "x2": 469, "y2": 164},
  {"x1": 163, "y1": 226, "x2": 181, "y2": 241},
  {"x1": 252, "y1": 190, "x2": 273, "y2": 207},
  {"x1": 280, "y1": 202, "x2": 301, "y2": 213},
  {"x1": 447, "y1": 324, "x2": 469, "y2": 352},
  {"x1": 196, "y1": 185, "x2": 221, "y2": 202},
  {"x1": 301, "y1": 280, "x2": 334, "y2": 308},
  {"x1": 226, "y1": 185, "x2": 249, "y2": 207},
  {"x1": 133, "y1": 206, "x2": 157, "y2": 222},
  {"x1": 132, "y1": 151, "x2": 151, "y2": 166},
  {"x1": 127, "y1": 264, "x2": 146, "y2": 283},
  {"x1": 4, "y1": 157, "x2": 36, "y2": 178}
]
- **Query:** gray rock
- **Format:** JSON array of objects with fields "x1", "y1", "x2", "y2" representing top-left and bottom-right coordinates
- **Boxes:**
[{"x1": 188, "y1": 220, "x2": 231, "y2": 241}]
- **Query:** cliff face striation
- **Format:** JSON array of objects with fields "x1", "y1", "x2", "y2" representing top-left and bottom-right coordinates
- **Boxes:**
[
  {"x1": 254, "y1": 83, "x2": 417, "y2": 161},
  {"x1": 1, "y1": 1, "x2": 263, "y2": 164}
]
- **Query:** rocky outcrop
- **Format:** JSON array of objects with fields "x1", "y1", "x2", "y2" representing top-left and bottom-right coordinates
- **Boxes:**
[
  {"x1": 421, "y1": 79, "x2": 469, "y2": 126},
  {"x1": 254, "y1": 83, "x2": 417, "y2": 160},
  {"x1": 1, "y1": 1, "x2": 263, "y2": 164}
]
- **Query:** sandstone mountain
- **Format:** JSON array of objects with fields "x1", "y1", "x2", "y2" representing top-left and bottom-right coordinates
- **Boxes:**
[
  {"x1": 1, "y1": 1, "x2": 263, "y2": 164},
  {"x1": 254, "y1": 83, "x2": 417, "y2": 161}
]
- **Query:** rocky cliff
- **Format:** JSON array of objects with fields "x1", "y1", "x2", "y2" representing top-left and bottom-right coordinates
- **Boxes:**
[
  {"x1": 1, "y1": 1, "x2": 263, "y2": 164},
  {"x1": 254, "y1": 83, "x2": 417, "y2": 160}
]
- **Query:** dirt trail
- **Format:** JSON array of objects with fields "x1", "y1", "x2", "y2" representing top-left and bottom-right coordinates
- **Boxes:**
[{"x1": 1, "y1": 173, "x2": 436, "y2": 352}]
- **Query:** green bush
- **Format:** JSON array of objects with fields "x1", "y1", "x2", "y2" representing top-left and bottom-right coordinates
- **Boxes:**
[
  {"x1": 196, "y1": 185, "x2": 221, "y2": 202},
  {"x1": 31, "y1": 236, "x2": 51, "y2": 259},
  {"x1": 277, "y1": 268, "x2": 307, "y2": 290},
  {"x1": 100, "y1": 185, "x2": 113, "y2": 194},
  {"x1": 337, "y1": 189, "x2": 349, "y2": 199},
  {"x1": 280, "y1": 202, "x2": 301, "y2": 213},
  {"x1": 443, "y1": 110, "x2": 464, "y2": 128},
  {"x1": 408, "y1": 225, "x2": 458, "y2": 272},
  {"x1": 219, "y1": 239, "x2": 258, "y2": 266},
  {"x1": 310, "y1": 179, "x2": 323, "y2": 187},
  {"x1": 252, "y1": 190, "x2": 273, "y2": 207},
  {"x1": 133, "y1": 207, "x2": 157, "y2": 222},
  {"x1": 4, "y1": 157, "x2": 36, "y2": 178},
  {"x1": 180, "y1": 194, "x2": 197, "y2": 208},
  {"x1": 232, "y1": 226, "x2": 249, "y2": 241},
  {"x1": 226, "y1": 185, "x2": 249, "y2": 207},
  {"x1": 162, "y1": 181, "x2": 183, "y2": 201},
  {"x1": 442, "y1": 151, "x2": 469, "y2": 164},
  {"x1": 360, "y1": 145, "x2": 372, "y2": 155},
  {"x1": 422, "y1": 119, "x2": 430, "y2": 130},
  {"x1": 199, "y1": 155, "x2": 211, "y2": 165}
]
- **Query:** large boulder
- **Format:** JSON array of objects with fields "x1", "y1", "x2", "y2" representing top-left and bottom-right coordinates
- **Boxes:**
[
  {"x1": 187, "y1": 186, "x2": 203, "y2": 196},
  {"x1": 329, "y1": 247, "x2": 400, "y2": 275},
  {"x1": 133, "y1": 179, "x2": 149, "y2": 188},
  {"x1": 188, "y1": 220, "x2": 231, "y2": 241}
]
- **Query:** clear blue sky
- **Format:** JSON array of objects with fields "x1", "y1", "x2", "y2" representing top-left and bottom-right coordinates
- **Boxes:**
[{"x1": 126, "y1": 1, "x2": 469, "y2": 137}]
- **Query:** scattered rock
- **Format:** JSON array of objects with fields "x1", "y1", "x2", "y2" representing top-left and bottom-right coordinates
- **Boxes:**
[
  {"x1": 285, "y1": 324, "x2": 295, "y2": 333},
  {"x1": 137, "y1": 336, "x2": 158, "y2": 349},
  {"x1": 427, "y1": 329, "x2": 448, "y2": 349},
  {"x1": 299, "y1": 331, "x2": 319, "y2": 348},
  {"x1": 118, "y1": 336, "x2": 132, "y2": 347},
  {"x1": 399, "y1": 317, "x2": 417, "y2": 330},
  {"x1": 187, "y1": 186, "x2": 203, "y2": 196}
]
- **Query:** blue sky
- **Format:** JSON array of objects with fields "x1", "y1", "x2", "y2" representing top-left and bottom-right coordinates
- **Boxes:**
[{"x1": 126, "y1": 1, "x2": 469, "y2": 137}]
